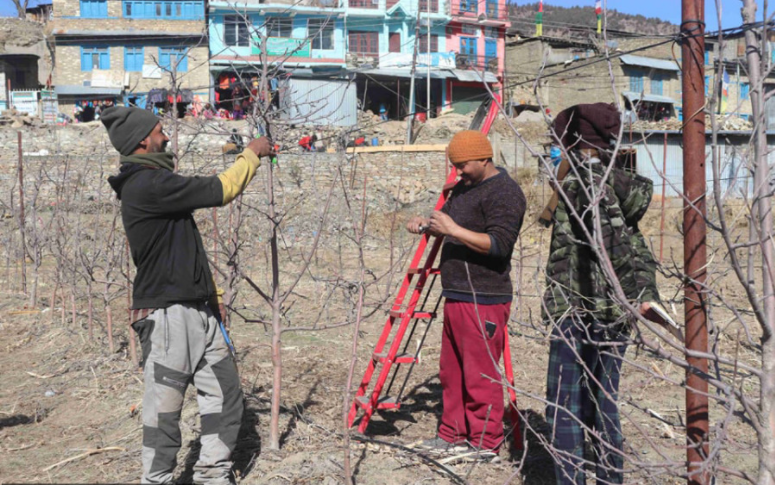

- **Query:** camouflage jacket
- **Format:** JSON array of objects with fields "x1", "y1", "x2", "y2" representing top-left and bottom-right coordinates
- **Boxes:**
[{"x1": 543, "y1": 163, "x2": 660, "y2": 324}]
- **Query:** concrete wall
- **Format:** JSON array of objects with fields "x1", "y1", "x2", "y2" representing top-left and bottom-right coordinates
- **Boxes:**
[
  {"x1": 208, "y1": 11, "x2": 346, "y2": 61},
  {"x1": 445, "y1": 23, "x2": 505, "y2": 76},
  {"x1": 54, "y1": 44, "x2": 210, "y2": 92}
]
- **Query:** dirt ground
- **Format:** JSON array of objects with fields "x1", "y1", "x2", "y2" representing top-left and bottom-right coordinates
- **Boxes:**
[{"x1": 0, "y1": 124, "x2": 763, "y2": 484}]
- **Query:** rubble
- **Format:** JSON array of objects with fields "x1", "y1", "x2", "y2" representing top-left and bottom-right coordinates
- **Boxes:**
[
  {"x1": 631, "y1": 115, "x2": 754, "y2": 132},
  {"x1": 514, "y1": 110, "x2": 545, "y2": 123},
  {"x1": 0, "y1": 109, "x2": 44, "y2": 129}
]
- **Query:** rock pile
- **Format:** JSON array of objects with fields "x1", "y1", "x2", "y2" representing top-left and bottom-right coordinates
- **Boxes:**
[
  {"x1": 0, "y1": 109, "x2": 44, "y2": 129},
  {"x1": 631, "y1": 116, "x2": 754, "y2": 132}
]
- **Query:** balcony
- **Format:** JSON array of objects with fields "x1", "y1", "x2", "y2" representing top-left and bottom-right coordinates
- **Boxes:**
[
  {"x1": 448, "y1": 0, "x2": 508, "y2": 22},
  {"x1": 455, "y1": 53, "x2": 499, "y2": 73},
  {"x1": 349, "y1": 0, "x2": 379, "y2": 8},
  {"x1": 418, "y1": 0, "x2": 439, "y2": 13}
]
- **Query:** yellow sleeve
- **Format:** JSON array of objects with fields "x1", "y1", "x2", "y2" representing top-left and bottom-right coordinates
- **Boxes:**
[{"x1": 217, "y1": 149, "x2": 261, "y2": 205}]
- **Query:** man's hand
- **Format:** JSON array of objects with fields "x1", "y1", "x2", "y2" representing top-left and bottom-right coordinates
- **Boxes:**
[
  {"x1": 406, "y1": 216, "x2": 430, "y2": 234},
  {"x1": 246, "y1": 136, "x2": 275, "y2": 158},
  {"x1": 428, "y1": 211, "x2": 459, "y2": 237}
]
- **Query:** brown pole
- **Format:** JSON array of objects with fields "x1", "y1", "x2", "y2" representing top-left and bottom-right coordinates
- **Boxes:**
[{"x1": 681, "y1": 0, "x2": 709, "y2": 483}]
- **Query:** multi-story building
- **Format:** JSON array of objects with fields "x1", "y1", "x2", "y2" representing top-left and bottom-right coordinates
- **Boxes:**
[
  {"x1": 207, "y1": 0, "x2": 358, "y2": 125},
  {"x1": 444, "y1": 0, "x2": 509, "y2": 114},
  {"x1": 207, "y1": 0, "x2": 509, "y2": 125},
  {"x1": 50, "y1": 0, "x2": 210, "y2": 120},
  {"x1": 344, "y1": 0, "x2": 450, "y2": 119}
]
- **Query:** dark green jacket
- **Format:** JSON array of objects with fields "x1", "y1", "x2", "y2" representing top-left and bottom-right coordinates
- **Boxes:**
[{"x1": 543, "y1": 163, "x2": 660, "y2": 323}]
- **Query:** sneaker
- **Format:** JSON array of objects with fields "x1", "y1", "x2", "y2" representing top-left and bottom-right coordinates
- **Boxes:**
[{"x1": 414, "y1": 436, "x2": 468, "y2": 454}]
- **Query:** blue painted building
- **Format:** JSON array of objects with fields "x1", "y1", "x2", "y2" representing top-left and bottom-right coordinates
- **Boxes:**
[
  {"x1": 208, "y1": 0, "x2": 461, "y2": 125},
  {"x1": 208, "y1": 1, "x2": 355, "y2": 123},
  {"x1": 343, "y1": 0, "x2": 451, "y2": 119}
]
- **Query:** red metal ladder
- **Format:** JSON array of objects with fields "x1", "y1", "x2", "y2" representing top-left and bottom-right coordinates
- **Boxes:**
[{"x1": 348, "y1": 95, "x2": 523, "y2": 451}]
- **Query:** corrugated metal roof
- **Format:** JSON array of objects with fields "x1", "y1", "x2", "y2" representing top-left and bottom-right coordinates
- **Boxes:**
[
  {"x1": 53, "y1": 29, "x2": 203, "y2": 37},
  {"x1": 450, "y1": 69, "x2": 498, "y2": 83},
  {"x1": 55, "y1": 85, "x2": 122, "y2": 96},
  {"x1": 620, "y1": 54, "x2": 680, "y2": 71},
  {"x1": 623, "y1": 91, "x2": 676, "y2": 104},
  {"x1": 281, "y1": 78, "x2": 357, "y2": 127},
  {"x1": 358, "y1": 68, "x2": 455, "y2": 80}
]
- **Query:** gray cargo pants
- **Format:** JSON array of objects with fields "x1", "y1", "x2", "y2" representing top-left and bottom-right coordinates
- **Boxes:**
[{"x1": 132, "y1": 302, "x2": 244, "y2": 485}]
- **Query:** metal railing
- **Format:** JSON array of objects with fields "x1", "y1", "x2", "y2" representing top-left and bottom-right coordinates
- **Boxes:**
[
  {"x1": 348, "y1": 0, "x2": 379, "y2": 8},
  {"x1": 419, "y1": 0, "x2": 439, "y2": 13},
  {"x1": 455, "y1": 53, "x2": 499, "y2": 72},
  {"x1": 448, "y1": 0, "x2": 508, "y2": 20}
]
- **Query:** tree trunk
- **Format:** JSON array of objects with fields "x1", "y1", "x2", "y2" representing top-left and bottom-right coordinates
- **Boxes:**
[
  {"x1": 742, "y1": 1, "x2": 775, "y2": 483},
  {"x1": 267, "y1": 150, "x2": 283, "y2": 451},
  {"x1": 87, "y1": 287, "x2": 94, "y2": 340},
  {"x1": 106, "y1": 303, "x2": 114, "y2": 353}
]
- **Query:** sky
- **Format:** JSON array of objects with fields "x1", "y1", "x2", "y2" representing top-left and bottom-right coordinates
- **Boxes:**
[
  {"x1": 0, "y1": 0, "x2": 47, "y2": 18},
  {"x1": 531, "y1": 0, "x2": 744, "y2": 32},
  {"x1": 0, "y1": 0, "x2": 750, "y2": 30}
]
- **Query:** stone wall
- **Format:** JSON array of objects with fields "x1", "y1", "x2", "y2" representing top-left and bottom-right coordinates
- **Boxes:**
[
  {"x1": 505, "y1": 36, "x2": 682, "y2": 115},
  {"x1": 0, "y1": 123, "x2": 449, "y2": 215},
  {"x1": 51, "y1": 0, "x2": 204, "y2": 32}
]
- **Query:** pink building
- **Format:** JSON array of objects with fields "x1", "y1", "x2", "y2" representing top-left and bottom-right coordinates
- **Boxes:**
[{"x1": 443, "y1": 0, "x2": 509, "y2": 114}]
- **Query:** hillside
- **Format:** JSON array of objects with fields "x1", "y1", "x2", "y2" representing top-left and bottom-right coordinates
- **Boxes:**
[{"x1": 508, "y1": 2, "x2": 678, "y2": 38}]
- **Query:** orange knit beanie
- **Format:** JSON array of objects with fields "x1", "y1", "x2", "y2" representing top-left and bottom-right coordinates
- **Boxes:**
[{"x1": 447, "y1": 130, "x2": 494, "y2": 164}]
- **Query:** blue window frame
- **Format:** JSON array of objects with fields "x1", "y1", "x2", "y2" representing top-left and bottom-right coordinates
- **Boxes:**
[
  {"x1": 460, "y1": 37, "x2": 477, "y2": 57},
  {"x1": 124, "y1": 46, "x2": 144, "y2": 71},
  {"x1": 123, "y1": 1, "x2": 203, "y2": 19},
  {"x1": 704, "y1": 50, "x2": 710, "y2": 65},
  {"x1": 80, "y1": 0, "x2": 107, "y2": 17},
  {"x1": 125, "y1": 95, "x2": 147, "y2": 109},
  {"x1": 741, "y1": 82, "x2": 750, "y2": 100},
  {"x1": 485, "y1": 0, "x2": 499, "y2": 17},
  {"x1": 81, "y1": 46, "x2": 110, "y2": 71},
  {"x1": 677, "y1": 107, "x2": 683, "y2": 121},
  {"x1": 484, "y1": 38, "x2": 497, "y2": 65},
  {"x1": 159, "y1": 47, "x2": 188, "y2": 72},
  {"x1": 705, "y1": 75, "x2": 710, "y2": 96},
  {"x1": 630, "y1": 75, "x2": 643, "y2": 93},
  {"x1": 651, "y1": 74, "x2": 663, "y2": 96},
  {"x1": 459, "y1": 0, "x2": 476, "y2": 13}
]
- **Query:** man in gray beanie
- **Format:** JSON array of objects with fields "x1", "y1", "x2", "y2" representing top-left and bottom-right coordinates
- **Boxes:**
[{"x1": 105, "y1": 106, "x2": 273, "y2": 484}]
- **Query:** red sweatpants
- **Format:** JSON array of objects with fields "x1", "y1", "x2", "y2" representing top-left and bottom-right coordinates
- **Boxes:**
[{"x1": 437, "y1": 299, "x2": 511, "y2": 451}]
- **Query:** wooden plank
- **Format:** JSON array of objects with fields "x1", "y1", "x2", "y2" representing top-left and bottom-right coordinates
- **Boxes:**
[{"x1": 346, "y1": 144, "x2": 447, "y2": 154}]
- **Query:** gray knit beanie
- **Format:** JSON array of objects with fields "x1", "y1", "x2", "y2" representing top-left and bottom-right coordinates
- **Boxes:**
[{"x1": 100, "y1": 107, "x2": 160, "y2": 156}]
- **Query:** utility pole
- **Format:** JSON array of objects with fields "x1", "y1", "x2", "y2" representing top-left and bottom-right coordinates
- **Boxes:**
[
  {"x1": 406, "y1": 3, "x2": 422, "y2": 144},
  {"x1": 680, "y1": 0, "x2": 709, "y2": 484}
]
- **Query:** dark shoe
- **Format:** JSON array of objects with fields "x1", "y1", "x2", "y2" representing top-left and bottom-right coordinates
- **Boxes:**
[{"x1": 414, "y1": 436, "x2": 468, "y2": 454}]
